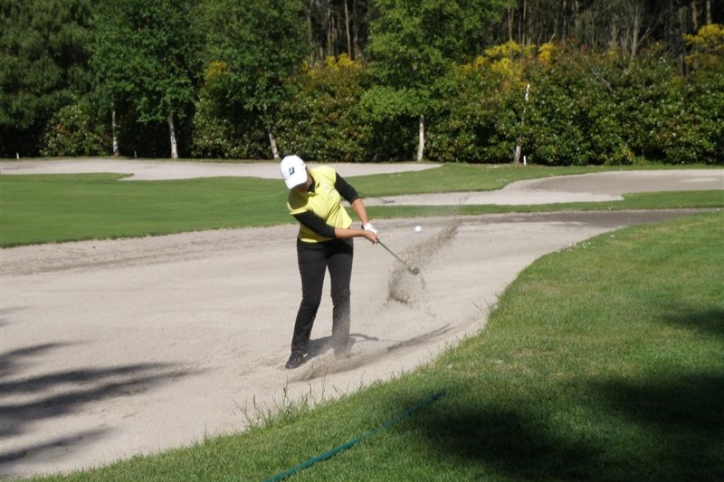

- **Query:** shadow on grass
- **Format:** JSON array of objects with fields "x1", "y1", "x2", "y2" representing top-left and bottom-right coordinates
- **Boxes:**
[
  {"x1": 663, "y1": 307, "x2": 724, "y2": 338},
  {"x1": 416, "y1": 371, "x2": 723, "y2": 481},
  {"x1": 591, "y1": 373, "x2": 724, "y2": 481},
  {"x1": 419, "y1": 404, "x2": 600, "y2": 481},
  {"x1": 0, "y1": 342, "x2": 200, "y2": 475}
]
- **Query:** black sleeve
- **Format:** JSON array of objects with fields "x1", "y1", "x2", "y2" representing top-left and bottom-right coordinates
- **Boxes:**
[
  {"x1": 294, "y1": 211, "x2": 337, "y2": 238},
  {"x1": 334, "y1": 173, "x2": 359, "y2": 204}
]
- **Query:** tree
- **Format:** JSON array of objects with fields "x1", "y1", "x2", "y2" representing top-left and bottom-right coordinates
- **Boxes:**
[
  {"x1": 364, "y1": 0, "x2": 508, "y2": 161},
  {"x1": 200, "y1": 0, "x2": 309, "y2": 159},
  {"x1": 91, "y1": 0, "x2": 202, "y2": 158},
  {"x1": 304, "y1": 0, "x2": 370, "y2": 65},
  {"x1": 0, "y1": 0, "x2": 94, "y2": 157},
  {"x1": 502, "y1": 0, "x2": 723, "y2": 56}
]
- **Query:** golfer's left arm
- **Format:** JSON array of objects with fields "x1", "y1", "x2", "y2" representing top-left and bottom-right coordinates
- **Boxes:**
[
  {"x1": 349, "y1": 199, "x2": 371, "y2": 227},
  {"x1": 335, "y1": 174, "x2": 378, "y2": 243}
]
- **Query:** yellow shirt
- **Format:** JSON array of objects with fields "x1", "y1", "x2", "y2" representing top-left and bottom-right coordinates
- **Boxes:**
[{"x1": 287, "y1": 166, "x2": 353, "y2": 243}]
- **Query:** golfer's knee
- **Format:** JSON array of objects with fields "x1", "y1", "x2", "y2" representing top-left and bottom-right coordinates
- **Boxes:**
[{"x1": 332, "y1": 289, "x2": 350, "y2": 306}]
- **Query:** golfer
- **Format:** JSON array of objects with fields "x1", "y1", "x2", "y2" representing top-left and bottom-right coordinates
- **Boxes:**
[{"x1": 280, "y1": 155, "x2": 379, "y2": 369}]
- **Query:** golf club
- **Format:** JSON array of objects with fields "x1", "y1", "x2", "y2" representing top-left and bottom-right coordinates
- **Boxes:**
[
  {"x1": 360, "y1": 192, "x2": 395, "y2": 204},
  {"x1": 378, "y1": 240, "x2": 419, "y2": 275}
]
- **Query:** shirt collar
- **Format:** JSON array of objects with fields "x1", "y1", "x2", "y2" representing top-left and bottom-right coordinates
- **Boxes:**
[{"x1": 307, "y1": 174, "x2": 316, "y2": 193}]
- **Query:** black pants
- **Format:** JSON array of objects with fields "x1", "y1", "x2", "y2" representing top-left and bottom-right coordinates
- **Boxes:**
[{"x1": 291, "y1": 238, "x2": 353, "y2": 355}]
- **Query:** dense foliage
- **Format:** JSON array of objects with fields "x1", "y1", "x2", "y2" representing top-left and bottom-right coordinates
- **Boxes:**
[
  {"x1": 1, "y1": 0, "x2": 722, "y2": 164},
  {"x1": 0, "y1": 0, "x2": 94, "y2": 156}
]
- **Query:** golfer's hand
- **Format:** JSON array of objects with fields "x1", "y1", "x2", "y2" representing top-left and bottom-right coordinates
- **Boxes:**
[
  {"x1": 362, "y1": 229, "x2": 379, "y2": 244},
  {"x1": 363, "y1": 222, "x2": 378, "y2": 234}
]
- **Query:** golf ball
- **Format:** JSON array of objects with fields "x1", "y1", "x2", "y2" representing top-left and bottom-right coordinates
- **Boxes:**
[{"x1": 414, "y1": 225, "x2": 422, "y2": 233}]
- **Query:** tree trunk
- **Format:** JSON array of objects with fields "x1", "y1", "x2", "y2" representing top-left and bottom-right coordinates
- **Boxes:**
[
  {"x1": 507, "y1": 5, "x2": 514, "y2": 41},
  {"x1": 678, "y1": 6, "x2": 689, "y2": 75},
  {"x1": 610, "y1": 15, "x2": 619, "y2": 50},
  {"x1": 624, "y1": 1, "x2": 654, "y2": 66},
  {"x1": 691, "y1": 0, "x2": 699, "y2": 32},
  {"x1": 352, "y1": 0, "x2": 362, "y2": 60},
  {"x1": 513, "y1": 84, "x2": 530, "y2": 166},
  {"x1": 417, "y1": 114, "x2": 425, "y2": 162},
  {"x1": 573, "y1": 0, "x2": 585, "y2": 46},
  {"x1": 344, "y1": 0, "x2": 352, "y2": 58},
  {"x1": 630, "y1": 8, "x2": 640, "y2": 63},
  {"x1": 269, "y1": 131, "x2": 280, "y2": 160},
  {"x1": 521, "y1": 0, "x2": 528, "y2": 45},
  {"x1": 706, "y1": 0, "x2": 712, "y2": 25},
  {"x1": 306, "y1": 1, "x2": 316, "y2": 65},
  {"x1": 167, "y1": 114, "x2": 178, "y2": 159},
  {"x1": 326, "y1": 6, "x2": 335, "y2": 58},
  {"x1": 111, "y1": 104, "x2": 120, "y2": 157}
]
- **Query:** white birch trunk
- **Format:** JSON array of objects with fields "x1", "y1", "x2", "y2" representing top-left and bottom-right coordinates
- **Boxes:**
[
  {"x1": 167, "y1": 114, "x2": 178, "y2": 159},
  {"x1": 417, "y1": 114, "x2": 425, "y2": 162},
  {"x1": 269, "y1": 131, "x2": 280, "y2": 160},
  {"x1": 111, "y1": 106, "x2": 120, "y2": 157},
  {"x1": 514, "y1": 84, "x2": 530, "y2": 165}
]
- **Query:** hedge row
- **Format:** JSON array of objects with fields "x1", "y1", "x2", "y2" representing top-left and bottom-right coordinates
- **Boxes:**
[{"x1": 43, "y1": 42, "x2": 723, "y2": 165}]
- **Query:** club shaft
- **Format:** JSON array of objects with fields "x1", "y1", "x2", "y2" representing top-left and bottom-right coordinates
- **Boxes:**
[{"x1": 379, "y1": 240, "x2": 414, "y2": 271}]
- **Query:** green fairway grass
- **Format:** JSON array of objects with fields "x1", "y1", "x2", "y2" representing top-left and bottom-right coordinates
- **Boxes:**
[
  {"x1": 1, "y1": 164, "x2": 722, "y2": 247},
  {"x1": 19, "y1": 212, "x2": 723, "y2": 482},
  {"x1": 0, "y1": 174, "x2": 290, "y2": 247}
]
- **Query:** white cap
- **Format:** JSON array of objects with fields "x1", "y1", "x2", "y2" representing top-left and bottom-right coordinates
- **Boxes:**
[{"x1": 280, "y1": 155, "x2": 308, "y2": 189}]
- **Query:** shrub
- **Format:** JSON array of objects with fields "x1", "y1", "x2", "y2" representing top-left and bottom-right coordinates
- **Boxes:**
[
  {"x1": 679, "y1": 67, "x2": 724, "y2": 163},
  {"x1": 277, "y1": 55, "x2": 374, "y2": 161},
  {"x1": 191, "y1": 77, "x2": 269, "y2": 159},
  {"x1": 520, "y1": 43, "x2": 715, "y2": 166},
  {"x1": 429, "y1": 46, "x2": 530, "y2": 164},
  {"x1": 524, "y1": 52, "x2": 595, "y2": 166},
  {"x1": 40, "y1": 101, "x2": 107, "y2": 156},
  {"x1": 680, "y1": 24, "x2": 724, "y2": 163}
]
